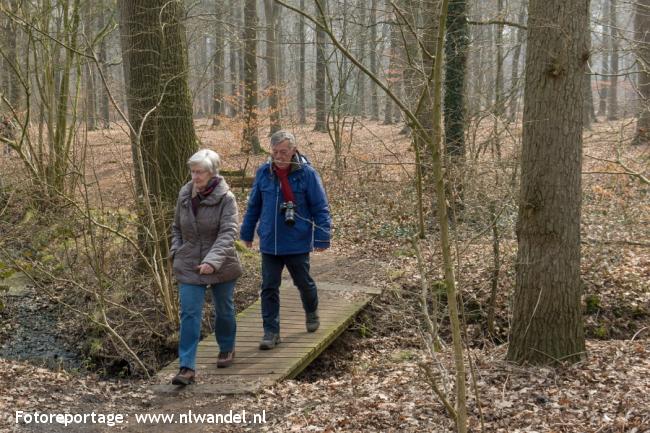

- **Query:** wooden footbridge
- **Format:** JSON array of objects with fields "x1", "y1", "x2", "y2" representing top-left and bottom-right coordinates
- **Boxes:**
[{"x1": 153, "y1": 268, "x2": 380, "y2": 395}]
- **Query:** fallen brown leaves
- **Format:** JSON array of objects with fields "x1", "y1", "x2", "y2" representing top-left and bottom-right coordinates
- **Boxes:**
[
  {"x1": 0, "y1": 358, "x2": 154, "y2": 432},
  {"x1": 221, "y1": 339, "x2": 650, "y2": 433}
]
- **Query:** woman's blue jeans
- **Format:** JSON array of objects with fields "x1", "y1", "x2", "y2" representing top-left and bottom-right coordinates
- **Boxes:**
[{"x1": 178, "y1": 280, "x2": 237, "y2": 371}]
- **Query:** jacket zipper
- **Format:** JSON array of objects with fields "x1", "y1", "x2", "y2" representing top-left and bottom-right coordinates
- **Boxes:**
[{"x1": 274, "y1": 178, "x2": 279, "y2": 255}]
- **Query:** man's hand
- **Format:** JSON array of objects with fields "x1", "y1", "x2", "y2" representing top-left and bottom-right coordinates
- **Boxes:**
[
  {"x1": 197, "y1": 263, "x2": 215, "y2": 274},
  {"x1": 244, "y1": 241, "x2": 253, "y2": 249},
  {"x1": 314, "y1": 247, "x2": 328, "y2": 253}
]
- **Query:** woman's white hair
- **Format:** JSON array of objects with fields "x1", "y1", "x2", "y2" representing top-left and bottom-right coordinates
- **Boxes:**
[{"x1": 187, "y1": 149, "x2": 221, "y2": 175}]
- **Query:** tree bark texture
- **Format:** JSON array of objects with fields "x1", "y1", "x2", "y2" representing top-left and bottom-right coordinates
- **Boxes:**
[
  {"x1": 264, "y1": 0, "x2": 282, "y2": 134},
  {"x1": 494, "y1": 0, "x2": 505, "y2": 118},
  {"x1": 355, "y1": 0, "x2": 367, "y2": 117},
  {"x1": 607, "y1": 0, "x2": 619, "y2": 120},
  {"x1": 213, "y1": 0, "x2": 225, "y2": 126},
  {"x1": 314, "y1": 4, "x2": 328, "y2": 132},
  {"x1": 98, "y1": 12, "x2": 111, "y2": 128},
  {"x1": 635, "y1": 0, "x2": 650, "y2": 143},
  {"x1": 507, "y1": 0, "x2": 588, "y2": 365},
  {"x1": 242, "y1": 0, "x2": 261, "y2": 152},
  {"x1": 229, "y1": 0, "x2": 240, "y2": 117},
  {"x1": 369, "y1": 0, "x2": 379, "y2": 120},
  {"x1": 384, "y1": 8, "x2": 399, "y2": 125},
  {"x1": 119, "y1": 0, "x2": 197, "y2": 206},
  {"x1": 508, "y1": 0, "x2": 527, "y2": 122},
  {"x1": 4, "y1": 0, "x2": 21, "y2": 111},
  {"x1": 444, "y1": 0, "x2": 468, "y2": 158},
  {"x1": 298, "y1": 0, "x2": 307, "y2": 124}
]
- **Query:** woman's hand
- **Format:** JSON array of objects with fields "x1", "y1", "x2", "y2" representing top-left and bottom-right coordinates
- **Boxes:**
[{"x1": 197, "y1": 263, "x2": 215, "y2": 274}]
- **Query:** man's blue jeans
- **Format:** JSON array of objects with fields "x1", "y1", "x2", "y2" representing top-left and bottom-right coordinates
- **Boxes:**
[
  {"x1": 178, "y1": 280, "x2": 237, "y2": 370},
  {"x1": 261, "y1": 253, "x2": 318, "y2": 334}
]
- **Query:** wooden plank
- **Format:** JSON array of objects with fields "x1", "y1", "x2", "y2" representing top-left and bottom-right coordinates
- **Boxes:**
[{"x1": 154, "y1": 281, "x2": 376, "y2": 395}]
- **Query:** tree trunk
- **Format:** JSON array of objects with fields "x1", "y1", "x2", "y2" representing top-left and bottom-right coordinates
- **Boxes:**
[
  {"x1": 494, "y1": 0, "x2": 505, "y2": 118},
  {"x1": 264, "y1": 0, "x2": 282, "y2": 134},
  {"x1": 84, "y1": 0, "x2": 97, "y2": 131},
  {"x1": 298, "y1": 0, "x2": 307, "y2": 124},
  {"x1": 212, "y1": 0, "x2": 225, "y2": 127},
  {"x1": 242, "y1": 0, "x2": 261, "y2": 152},
  {"x1": 444, "y1": 0, "x2": 468, "y2": 158},
  {"x1": 384, "y1": 8, "x2": 399, "y2": 125},
  {"x1": 597, "y1": 3, "x2": 609, "y2": 118},
  {"x1": 507, "y1": 0, "x2": 587, "y2": 365},
  {"x1": 355, "y1": 0, "x2": 367, "y2": 117},
  {"x1": 314, "y1": 2, "x2": 328, "y2": 132},
  {"x1": 607, "y1": 0, "x2": 619, "y2": 120},
  {"x1": 98, "y1": 12, "x2": 111, "y2": 128},
  {"x1": 508, "y1": 0, "x2": 527, "y2": 122},
  {"x1": 119, "y1": 0, "x2": 197, "y2": 207},
  {"x1": 583, "y1": 68, "x2": 595, "y2": 129},
  {"x1": 85, "y1": 62, "x2": 98, "y2": 131},
  {"x1": 398, "y1": 1, "x2": 419, "y2": 135},
  {"x1": 50, "y1": 0, "x2": 81, "y2": 196},
  {"x1": 229, "y1": 0, "x2": 240, "y2": 117},
  {"x1": 369, "y1": 0, "x2": 379, "y2": 120},
  {"x1": 635, "y1": 0, "x2": 650, "y2": 144},
  {"x1": 584, "y1": 0, "x2": 596, "y2": 130},
  {"x1": 5, "y1": 0, "x2": 21, "y2": 111},
  {"x1": 485, "y1": 24, "x2": 494, "y2": 111}
]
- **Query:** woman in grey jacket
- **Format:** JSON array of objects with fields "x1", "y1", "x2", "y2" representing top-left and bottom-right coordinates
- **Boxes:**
[{"x1": 170, "y1": 149, "x2": 243, "y2": 385}]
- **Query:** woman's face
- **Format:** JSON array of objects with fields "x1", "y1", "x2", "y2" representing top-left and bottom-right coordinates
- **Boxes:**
[{"x1": 191, "y1": 165, "x2": 212, "y2": 190}]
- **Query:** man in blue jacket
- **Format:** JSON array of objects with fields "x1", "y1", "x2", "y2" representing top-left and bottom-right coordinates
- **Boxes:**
[{"x1": 241, "y1": 130, "x2": 331, "y2": 350}]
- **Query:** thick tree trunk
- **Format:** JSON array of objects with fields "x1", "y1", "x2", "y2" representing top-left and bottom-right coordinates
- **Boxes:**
[
  {"x1": 119, "y1": 0, "x2": 197, "y2": 206},
  {"x1": 507, "y1": 0, "x2": 587, "y2": 365},
  {"x1": 264, "y1": 0, "x2": 281, "y2": 134},
  {"x1": 242, "y1": 0, "x2": 261, "y2": 152},
  {"x1": 635, "y1": 0, "x2": 650, "y2": 144}
]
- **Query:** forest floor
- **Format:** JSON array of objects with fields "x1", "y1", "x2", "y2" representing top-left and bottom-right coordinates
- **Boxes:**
[{"x1": 0, "y1": 116, "x2": 648, "y2": 432}]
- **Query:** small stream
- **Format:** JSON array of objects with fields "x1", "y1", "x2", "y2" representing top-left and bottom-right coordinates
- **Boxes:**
[{"x1": 0, "y1": 272, "x2": 83, "y2": 369}]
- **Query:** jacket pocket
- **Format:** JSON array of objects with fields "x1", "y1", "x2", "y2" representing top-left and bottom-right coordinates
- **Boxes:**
[
  {"x1": 172, "y1": 242, "x2": 197, "y2": 278},
  {"x1": 173, "y1": 242, "x2": 190, "y2": 259}
]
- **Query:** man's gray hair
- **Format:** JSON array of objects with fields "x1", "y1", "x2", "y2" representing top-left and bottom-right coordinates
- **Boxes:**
[
  {"x1": 187, "y1": 149, "x2": 221, "y2": 175},
  {"x1": 270, "y1": 130, "x2": 296, "y2": 149}
]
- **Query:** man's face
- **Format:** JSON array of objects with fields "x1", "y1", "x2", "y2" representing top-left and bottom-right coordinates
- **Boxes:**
[{"x1": 271, "y1": 140, "x2": 296, "y2": 169}]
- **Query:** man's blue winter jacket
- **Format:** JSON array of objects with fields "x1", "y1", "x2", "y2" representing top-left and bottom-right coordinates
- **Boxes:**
[{"x1": 240, "y1": 154, "x2": 331, "y2": 255}]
